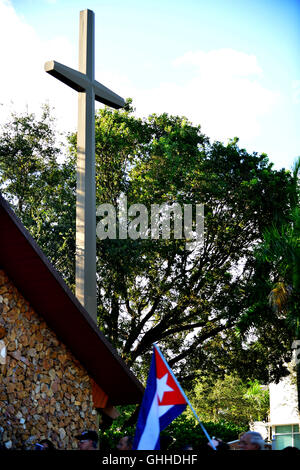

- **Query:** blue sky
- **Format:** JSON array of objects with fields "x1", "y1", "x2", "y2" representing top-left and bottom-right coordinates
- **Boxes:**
[{"x1": 1, "y1": 0, "x2": 299, "y2": 170}]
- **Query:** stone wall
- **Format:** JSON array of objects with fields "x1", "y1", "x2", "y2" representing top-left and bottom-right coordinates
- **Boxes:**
[{"x1": 0, "y1": 269, "x2": 97, "y2": 449}]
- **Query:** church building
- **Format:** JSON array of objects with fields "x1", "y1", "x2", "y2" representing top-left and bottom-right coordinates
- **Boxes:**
[{"x1": 0, "y1": 193, "x2": 143, "y2": 449}]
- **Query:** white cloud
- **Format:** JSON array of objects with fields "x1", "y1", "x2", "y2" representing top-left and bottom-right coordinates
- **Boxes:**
[
  {"x1": 173, "y1": 48, "x2": 263, "y2": 77},
  {"x1": 0, "y1": 0, "x2": 77, "y2": 132},
  {"x1": 292, "y1": 79, "x2": 300, "y2": 104},
  {"x1": 130, "y1": 49, "x2": 279, "y2": 144}
]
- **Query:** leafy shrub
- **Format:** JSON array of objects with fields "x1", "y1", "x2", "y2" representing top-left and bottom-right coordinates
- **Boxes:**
[{"x1": 99, "y1": 407, "x2": 247, "y2": 451}]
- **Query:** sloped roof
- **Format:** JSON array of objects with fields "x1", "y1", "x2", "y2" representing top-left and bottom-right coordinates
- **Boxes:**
[{"x1": 0, "y1": 193, "x2": 144, "y2": 405}]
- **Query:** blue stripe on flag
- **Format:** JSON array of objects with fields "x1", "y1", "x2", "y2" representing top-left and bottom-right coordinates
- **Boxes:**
[
  {"x1": 159, "y1": 404, "x2": 186, "y2": 430},
  {"x1": 133, "y1": 352, "x2": 158, "y2": 450}
]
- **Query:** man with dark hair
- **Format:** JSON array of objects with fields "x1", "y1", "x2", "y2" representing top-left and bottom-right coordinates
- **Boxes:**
[
  {"x1": 35, "y1": 439, "x2": 55, "y2": 451},
  {"x1": 75, "y1": 430, "x2": 98, "y2": 450},
  {"x1": 116, "y1": 435, "x2": 134, "y2": 450}
]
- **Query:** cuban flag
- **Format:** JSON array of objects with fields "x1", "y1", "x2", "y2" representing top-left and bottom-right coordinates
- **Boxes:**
[{"x1": 133, "y1": 344, "x2": 187, "y2": 450}]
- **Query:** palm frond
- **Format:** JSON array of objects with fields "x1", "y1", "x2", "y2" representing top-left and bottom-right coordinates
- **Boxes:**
[{"x1": 268, "y1": 281, "x2": 292, "y2": 314}]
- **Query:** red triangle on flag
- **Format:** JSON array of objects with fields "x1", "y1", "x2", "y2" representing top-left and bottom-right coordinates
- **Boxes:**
[{"x1": 154, "y1": 348, "x2": 186, "y2": 406}]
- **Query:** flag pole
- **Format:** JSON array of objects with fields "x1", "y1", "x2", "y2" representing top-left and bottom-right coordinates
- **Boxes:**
[{"x1": 153, "y1": 343, "x2": 217, "y2": 451}]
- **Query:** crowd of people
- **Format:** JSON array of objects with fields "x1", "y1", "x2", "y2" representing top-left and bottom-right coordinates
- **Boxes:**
[{"x1": 1, "y1": 429, "x2": 300, "y2": 451}]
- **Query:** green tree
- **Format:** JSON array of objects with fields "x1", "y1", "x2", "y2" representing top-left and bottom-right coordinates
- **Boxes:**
[
  {"x1": 189, "y1": 374, "x2": 269, "y2": 427},
  {"x1": 0, "y1": 102, "x2": 295, "y2": 387},
  {"x1": 254, "y1": 157, "x2": 300, "y2": 408},
  {"x1": 163, "y1": 413, "x2": 246, "y2": 450},
  {"x1": 0, "y1": 106, "x2": 76, "y2": 287},
  {"x1": 100, "y1": 406, "x2": 246, "y2": 450},
  {"x1": 84, "y1": 104, "x2": 293, "y2": 385}
]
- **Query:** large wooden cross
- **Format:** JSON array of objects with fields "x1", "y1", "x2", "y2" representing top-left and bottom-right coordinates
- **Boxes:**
[{"x1": 45, "y1": 10, "x2": 124, "y2": 323}]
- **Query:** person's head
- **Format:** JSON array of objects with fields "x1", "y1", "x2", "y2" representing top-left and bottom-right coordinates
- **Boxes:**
[
  {"x1": 38, "y1": 439, "x2": 55, "y2": 451},
  {"x1": 282, "y1": 446, "x2": 300, "y2": 452},
  {"x1": 238, "y1": 431, "x2": 265, "y2": 450},
  {"x1": 75, "y1": 430, "x2": 98, "y2": 450},
  {"x1": 182, "y1": 444, "x2": 193, "y2": 450},
  {"x1": 116, "y1": 436, "x2": 133, "y2": 451}
]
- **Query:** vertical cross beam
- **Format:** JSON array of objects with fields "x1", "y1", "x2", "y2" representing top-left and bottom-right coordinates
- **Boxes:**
[
  {"x1": 76, "y1": 10, "x2": 97, "y2": 322},
  {"x1": 45, "y1": 10, "x2": 124, "y2": 324}
]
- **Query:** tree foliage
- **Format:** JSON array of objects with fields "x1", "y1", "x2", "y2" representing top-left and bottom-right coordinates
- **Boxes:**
[
  {"x1": 0, "y1": 105, "x2": 76, "y2": 287},
  {"x1": 254, "y1": 157, "x2": 300, "y2": 329},
  {"x1": 0, "y1": 101, "x2": 296, "y2": 387},
  {"x1": 99, "y1": 405, "x2": 246, "y2": 451},
  {"x1": 86, "y1": 102, "x2": 293, "y2": 385},
  {"x1": 254, "y1": 156, "x2": 300, "y2": 408},
  {"x1": 189, "y1": 374, "x2": 269, "y2": 427}
]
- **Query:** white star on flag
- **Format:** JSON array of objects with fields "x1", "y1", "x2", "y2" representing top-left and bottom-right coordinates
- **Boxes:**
[{"x1": 156, "y1": 373, "x2": 174, "y2": 401}]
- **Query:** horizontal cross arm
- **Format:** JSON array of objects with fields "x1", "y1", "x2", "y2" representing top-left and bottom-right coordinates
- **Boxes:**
[
  {"x1": 44, "y1": 60, "x2": 90, "y2": 92},
  {"x1": 94, "y1": 79, "x2": 125, "y2": 109},
  {"x1": 44, "y1": 60, "x2": 125, "y2": 109}
]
